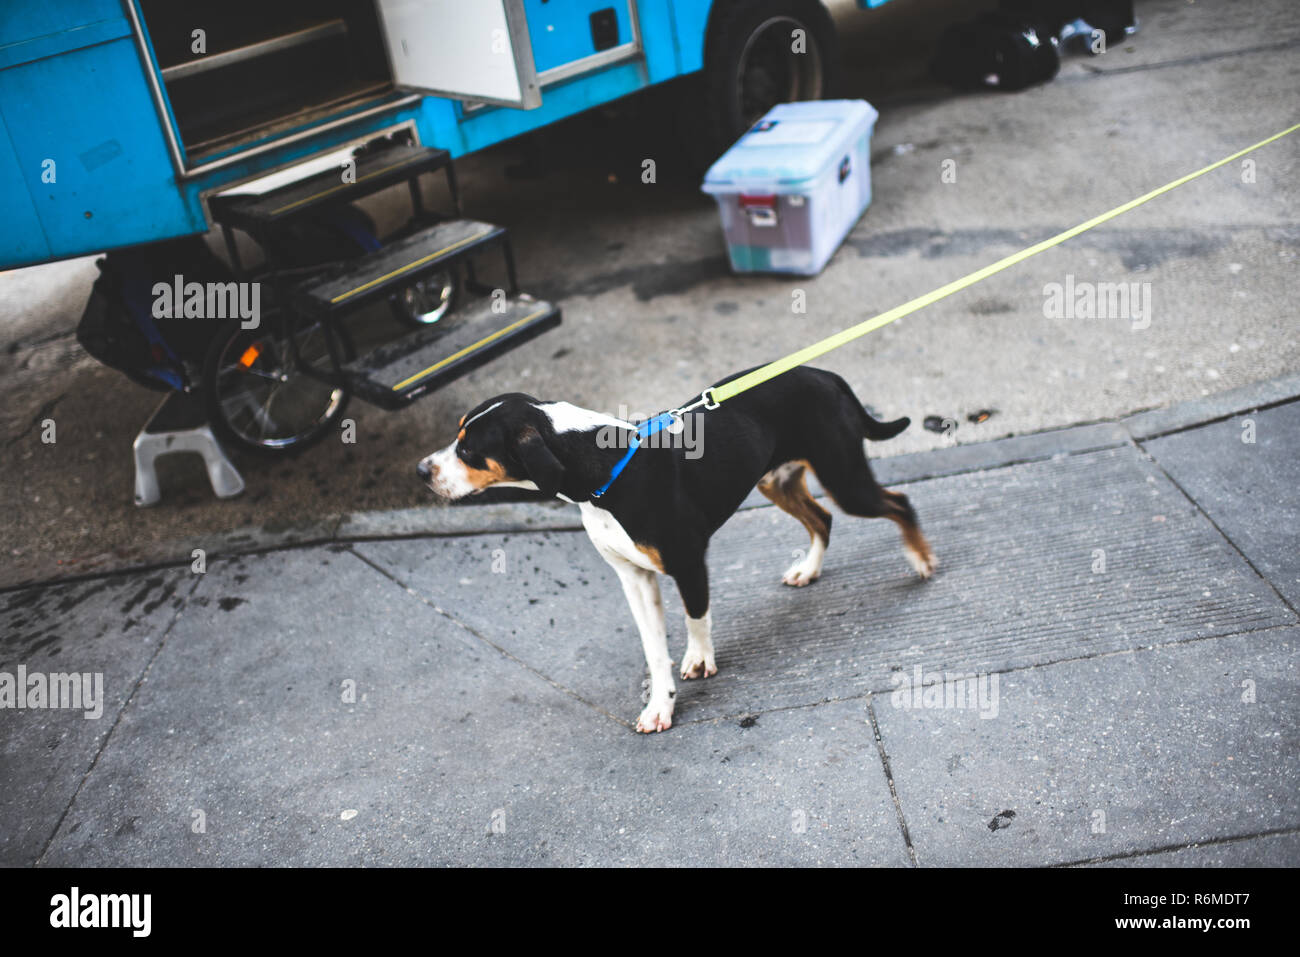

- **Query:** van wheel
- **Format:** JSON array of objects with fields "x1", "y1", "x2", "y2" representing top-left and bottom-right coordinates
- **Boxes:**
[{"x1": 699, "y1": 0, "x2": 840, "y2": 167}]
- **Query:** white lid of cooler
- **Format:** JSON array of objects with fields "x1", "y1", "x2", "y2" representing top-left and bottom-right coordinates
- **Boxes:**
[{"x1": 702, "y1": 99, "x2": 879, "y2": 194}]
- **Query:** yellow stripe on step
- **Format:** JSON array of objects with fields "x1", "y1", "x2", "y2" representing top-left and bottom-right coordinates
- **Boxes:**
[
  {"x1": 391, "y1": 309, "x2": 549, "y2": 392},
  {"x1": 329, "y1": 229, "x2": 494, "y2": 304}
]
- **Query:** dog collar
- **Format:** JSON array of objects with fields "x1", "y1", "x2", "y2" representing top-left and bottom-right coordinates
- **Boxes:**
[{"x1": 590, "y1": 412, "x2": 679, "y2": 499}]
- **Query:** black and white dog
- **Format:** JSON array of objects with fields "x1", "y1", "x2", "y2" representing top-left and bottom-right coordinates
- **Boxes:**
[{"x1": 418, "y1": 366, "x2": 935, "y2": 733}]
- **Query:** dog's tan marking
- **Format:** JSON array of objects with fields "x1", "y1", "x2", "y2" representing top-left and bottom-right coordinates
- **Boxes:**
[
  {"x1": 635, "y1": 544, "x2": 666, "y2": 573},
  {"x1": 759, "y1": 460, "x2": 833, "y2": 586},
  {"x1": 758, "y1": 460, "x2": 831, "y2": 547},
  {"x1": 464, "y1": 457, "x2": 508, "y2": 490}
]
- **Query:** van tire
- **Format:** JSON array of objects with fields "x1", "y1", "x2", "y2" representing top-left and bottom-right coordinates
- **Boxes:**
[{"x1": 697, "y1": 0, "x2": 840, "y2": 168}]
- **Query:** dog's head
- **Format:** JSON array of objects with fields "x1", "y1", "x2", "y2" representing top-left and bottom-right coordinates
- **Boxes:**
[{"x1": 417, "y1": 393, "x2": 566, "y2": 502}]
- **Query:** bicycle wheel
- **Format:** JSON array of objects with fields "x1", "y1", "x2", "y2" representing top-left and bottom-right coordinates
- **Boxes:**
[
  {"x1": 391, "y1": 268, "x2": 458, "y2": 328},
  {"x1": 202, "y1": 310, "x2": 355, "y2": 456}
]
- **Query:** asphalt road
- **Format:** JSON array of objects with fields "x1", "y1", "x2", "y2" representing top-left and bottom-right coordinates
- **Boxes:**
[{"x1": 1, "y1": 0, "x2": 1297, "y2": 587}]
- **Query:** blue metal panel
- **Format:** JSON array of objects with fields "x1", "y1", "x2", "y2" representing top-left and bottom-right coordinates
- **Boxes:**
[
  {"x1": 0, "y1": 0, "x2": 122, "y2": 49},
  {"x1": 0, "y1": 114, "x2": 50, "y2": 264},
  {"x1": 669, "y1": 0, "x2": 712, "y2": 75},
  {"x1": 439, "y1": 59, "x2": 650, "y2": 155},
  {"x1": 638, "y1": 0, "x2": 681, "y2": 83},
  {"x1": 0, "y1": 15, "x2": 128, "y2": 70},
  {"x1": 0, "y1": 35, "x2": 201, "y2": 266},
  {"x1": 523, "y1": 0, "x2": 634, "y2": 73}
]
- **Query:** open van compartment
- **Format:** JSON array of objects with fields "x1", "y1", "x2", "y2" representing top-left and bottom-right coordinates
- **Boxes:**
[{"x1": 139, "y1": 0, "x2": 394, "y2": 163}]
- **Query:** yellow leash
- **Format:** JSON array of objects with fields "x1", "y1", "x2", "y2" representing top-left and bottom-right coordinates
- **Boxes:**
[{"x1": 693, "y1": 122, "x2": 1299, "y2": 410}]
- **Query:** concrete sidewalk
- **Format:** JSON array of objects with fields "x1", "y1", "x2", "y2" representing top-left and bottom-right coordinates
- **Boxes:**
[{"x1": 2, "y1": 388, "x2": 1298, "y2": 867}]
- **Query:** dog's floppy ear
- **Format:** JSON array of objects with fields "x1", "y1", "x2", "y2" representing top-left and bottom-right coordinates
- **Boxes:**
[{"x1": 515, "y1": 426, "x2": 564, "y2": 498}]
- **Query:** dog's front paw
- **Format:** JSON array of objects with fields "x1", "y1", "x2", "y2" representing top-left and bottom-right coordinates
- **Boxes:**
[
  {"x1": 680, "y1": 647, "x2": 717, "y2": 680},
  {"x1": 636, "y1": 700, "x2": 674, "y2": 733},
  {"x1": 781, "y1": 561, "x2": 821, "y2": 587}
]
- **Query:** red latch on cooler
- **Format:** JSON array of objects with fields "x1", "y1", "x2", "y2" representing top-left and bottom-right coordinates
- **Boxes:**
[{"x1": 739, "y1": 193, "x2": 778, "y2": 227}]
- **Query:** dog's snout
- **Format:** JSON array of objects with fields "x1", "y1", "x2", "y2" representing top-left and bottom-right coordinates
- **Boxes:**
[{"x1": 417, "y1": 461, "x2": 431, "y2": 482}]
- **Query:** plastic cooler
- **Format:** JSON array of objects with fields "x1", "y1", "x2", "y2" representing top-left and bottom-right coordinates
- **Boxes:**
[{"x1": 702, "y1": 99, "x2": 879, "y2": 276}]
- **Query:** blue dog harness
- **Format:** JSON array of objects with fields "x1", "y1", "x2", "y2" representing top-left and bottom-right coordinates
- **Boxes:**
[{"x1": 590, "y1": 412, "x2": 680, "y2": 499}]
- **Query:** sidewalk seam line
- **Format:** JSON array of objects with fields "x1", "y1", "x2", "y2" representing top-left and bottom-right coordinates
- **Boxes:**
[
  {"x1": 344, "y1": 545, "x2": 635, "y2": 730},
  {"x1": 32, "y1": 571, "x2": 205, "y2": 867},
  {"x1": 1056, "y1": 824, "x2": 1300, "y2": 868},
  {"x1": 875, "y1": 439, "x2": 1127, "y2": 487},
  {"x1": 1125, "y1": 394, "x2": 1300, "y2": 444},
  {"x1": 867, "y1": 695, "x2": 919, "y2": 867},
  {"x1": 1134, "y1": 438, "x2": 1300, "y2": 620}
]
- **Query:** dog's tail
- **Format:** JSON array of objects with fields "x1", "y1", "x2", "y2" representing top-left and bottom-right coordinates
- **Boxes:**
[
  {"x1": 861, "y1": 409, "x2": 911, "y2": 441},
  {"x1": 821, "y1": 371, "x2": 910, "y2": 441}
]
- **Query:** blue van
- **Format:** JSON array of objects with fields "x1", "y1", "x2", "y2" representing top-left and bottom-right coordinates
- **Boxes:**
[{"x1": 1, "y1": 1, "x2": 890, "y2": 453}]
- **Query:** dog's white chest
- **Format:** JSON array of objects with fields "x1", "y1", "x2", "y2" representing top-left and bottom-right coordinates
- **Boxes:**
[{"x1": 578, "y1": 502, "x2": 659, "y2": 572}]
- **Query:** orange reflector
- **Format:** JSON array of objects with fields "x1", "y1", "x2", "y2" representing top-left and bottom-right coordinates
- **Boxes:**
[{"x1": 239, "y1": 344, "x2": 261, "y2": 368}]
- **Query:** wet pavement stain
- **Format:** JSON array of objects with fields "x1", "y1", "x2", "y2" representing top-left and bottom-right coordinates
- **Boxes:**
[
  {"x1": 534, "y1": 255, "x2": 729, "y2": 303},
  {"x1": 119, "y1": 576, "x2": 164, "y2": 616},
  {"x1": 988, "y1": 809, "x2": 1017, "y2": 831}
]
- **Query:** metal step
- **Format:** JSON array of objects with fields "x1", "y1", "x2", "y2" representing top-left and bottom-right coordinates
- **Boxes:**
[
  {"x1": 343, "y1": 295, "x2": 561, "y2": 409},
  {"x1": 210, "y1": 143, "x2": 451, "y2": 233},
  {"x1": 291, "y1": 218, "x2": 507, "y2": 320}
]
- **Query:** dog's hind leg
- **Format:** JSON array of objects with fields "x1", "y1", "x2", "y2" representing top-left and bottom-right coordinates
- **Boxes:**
[
  {"x1": 673, "y1": 558, "x2": 716, "y2": 679},
  {"x1": 880, "y1": 488, "x2": 936, "y2": 579},
  {"x1": 811, "y1": 451, "x2": 936, "y2": 580},
  {"x1": 757, "y1": 461, "x2": 833, "y2": 587}
]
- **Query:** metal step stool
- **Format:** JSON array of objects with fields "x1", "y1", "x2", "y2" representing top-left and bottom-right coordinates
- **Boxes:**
[{"x1": 134, "y1": 391, "x2": 244, "y2": 506}]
